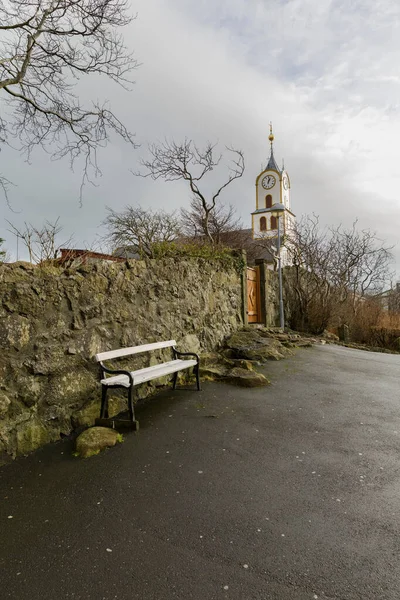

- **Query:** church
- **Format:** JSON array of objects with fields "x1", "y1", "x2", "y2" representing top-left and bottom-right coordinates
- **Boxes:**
[
  {"x1": 221, "y1": 125, "x2": 296, "y2": 267},
  {"x1": 250, "y1": 125, "x2": 295, "y2": 267}
]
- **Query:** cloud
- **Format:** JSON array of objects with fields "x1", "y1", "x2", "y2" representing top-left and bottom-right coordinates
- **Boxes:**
[{"x1": 1, "y1": 0, "x2": 399, "y2": 275}]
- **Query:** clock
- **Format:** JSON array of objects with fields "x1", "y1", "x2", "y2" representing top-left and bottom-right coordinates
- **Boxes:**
[
  {"x1": 262, "y1": 175, "x2": 276, "y2": 189},
  {"x1": 283, "y1": 176, "x2": 289, "y2": 190}
]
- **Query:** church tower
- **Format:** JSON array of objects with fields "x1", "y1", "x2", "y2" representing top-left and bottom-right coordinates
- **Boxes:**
[{"x1": 251, "y1": 125, "x2": 295, "y2": 246}]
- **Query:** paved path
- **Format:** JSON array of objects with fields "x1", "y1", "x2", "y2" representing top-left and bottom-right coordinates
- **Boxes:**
[{"x1": 1, "y1": 344, "x2": 400, "y2": 599}]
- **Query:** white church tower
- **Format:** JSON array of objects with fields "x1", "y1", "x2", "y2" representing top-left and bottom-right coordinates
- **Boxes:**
[{"x1": 251, "y1": 125, "x2": 295, "y2": 264}]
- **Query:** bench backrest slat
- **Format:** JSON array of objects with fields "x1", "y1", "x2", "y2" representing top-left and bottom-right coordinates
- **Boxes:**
[{"x1": 95, "y1": 340, "x2": 177, "y2": 362}]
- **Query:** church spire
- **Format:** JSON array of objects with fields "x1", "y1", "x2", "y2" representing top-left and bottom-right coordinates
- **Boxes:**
[
  {"x1": 268, "y1": 122, "x2": 274, "y2": 147},
  {"x1": 266, "y1": 122, "x2": 280, "y2": 172}
]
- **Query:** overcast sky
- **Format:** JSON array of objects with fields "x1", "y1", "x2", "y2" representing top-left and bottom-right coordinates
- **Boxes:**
[{"x1": 1, "y1": 0, "x2": 400, "y2": 273}]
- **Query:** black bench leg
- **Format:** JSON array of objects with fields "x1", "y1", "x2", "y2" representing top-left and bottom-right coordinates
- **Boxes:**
[
  {"x1": 195, "y1": 364, "x2": 201, "y2": 391},
  {"x1": 100, "y1": 385, "x2": 109, "y2": 418},
  {"x1": 128, "y1": 386, "x2": 135, "y2": 422},
  {"x1": 172, "y1": 372, "x2": 178, "y2": 390},
  {"x1": 127, "y1": 387, "x2": 139, "y2": 430}
]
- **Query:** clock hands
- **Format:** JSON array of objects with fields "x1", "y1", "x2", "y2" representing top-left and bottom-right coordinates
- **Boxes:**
[{"x1": 262, "y1": 174, "x2": 276, "y2": 189}]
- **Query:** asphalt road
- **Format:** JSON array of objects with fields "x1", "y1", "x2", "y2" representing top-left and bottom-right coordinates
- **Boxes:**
[{"x1": 1, "y1": 344, "x2": 400, "y2": 600}]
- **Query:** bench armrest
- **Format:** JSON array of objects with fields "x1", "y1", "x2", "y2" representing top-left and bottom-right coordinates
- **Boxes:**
[
  {"x1": 172, "y1": 348, "x2": 200, "y2": 363},
  {"x1": 99, "y1": 362, "x2": 134, "y2": 385}
]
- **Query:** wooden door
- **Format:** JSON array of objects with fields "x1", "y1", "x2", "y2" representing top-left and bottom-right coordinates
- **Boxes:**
[{"x1": 247, "y1": 266, "x2": 261, "y2": 323}]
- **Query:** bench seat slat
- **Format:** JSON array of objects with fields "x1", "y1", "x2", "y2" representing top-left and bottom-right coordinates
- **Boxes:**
[
  {"x1": 100, "y1": 359, "x2": 197, "y2": 388},
  {"x1": 96, "y1": 340, "x2": 177, "y2": 362}
]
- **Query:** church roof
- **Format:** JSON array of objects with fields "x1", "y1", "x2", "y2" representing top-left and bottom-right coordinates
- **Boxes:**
[
  {"x1": 252, "y1": 207, "x2": 278, "y2": 215},
  {"x1": 266, "y1": 148, "x2": 281, "y2": 172},
  {"x1": 217, "y1": 228, "x2": 275, "y2": 264},
  {"x1": 252, "y1": 206, "x2": 296, "y2": 217}
]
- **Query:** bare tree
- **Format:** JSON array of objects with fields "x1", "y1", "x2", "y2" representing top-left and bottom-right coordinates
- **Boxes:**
[
  {"x1": 329, "y1": 221, "x2": 393, "y2": 311},
  {"x1": 136, "y1": 139, "x2": 245, "y2": 245},
  {"x1": 180, "y1": 195, "x2": 242, "y2": 244},
  {"x1": 103, "y1": 205, "x2": 181, "y2": 258},
  {"x1": 285, "y1": 215, "x2": 394, "y2": 334},
  {"x1": 285, "y1": 215, "x2": 335, "y2": 332},
  {"x1": 7, "y1": 217, "x2": 73, "y2": 263},
  {"x1": 181, "y1": 196, "x2": 277, "y2": 264},
  {"x1": 0, "y1": 0, "x2": 138, "y2": 201},
  {"x1": 251, "y1": 236, "x2": 282, "y2": 269},
  {"x1": 0, "y1": 237, "x2": 7, "y2": 261},
  {"x1": 387, "y1": 285, "x2": 400, "y2": 314}
]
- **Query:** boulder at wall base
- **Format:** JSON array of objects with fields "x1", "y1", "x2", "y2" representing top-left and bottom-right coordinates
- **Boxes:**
[
  {"x1": 75, "y1": 426, "x2": 121, "y2": 458},
  {"x1": 199, "y1": 352, "x2": 257, "y2": 379},
  {"x1": 199, "y1": 352, "x2": 236, "y2": 380},
  {"x1": 199, "y1": 352, "x2": 230, "y2": 367},
  {"x1": 244, "y1": 346, "x2": 289, "y2": 361},
  {"x1": 199, "y1": 365, "x2": 230, "y2": 380},
  {"x1": 229, "y1": 359, "x2": 256, "y2": 371},
  {"x1": 224, "y1": 330, "x2": 289, "y2": 361},
  {"x1": 199, "y1": 350, "x2": 268, "y2": 386},
  {"x1": 226, "y1": 367, "x2": 270, "y2": 387}
]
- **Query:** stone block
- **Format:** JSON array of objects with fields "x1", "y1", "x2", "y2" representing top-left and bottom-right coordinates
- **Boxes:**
[
  {"x1": 0, "y1": 391, "x2": 11, "y2": 418},
  {"x1": 16, "y1": 418, "x2": 51, "y2": 456},
  {"x1": 226, "y1": 367, "x2": 269, "y2": 387},
  {"x1": 75, "y1": 426, "x2": 121, "y2": 458},
  {"x1": 0, "y1": 315, "x2": 30, "y2": 350},
  {"x1": 179, "y1": 334, "x2": 201, "y2": 354}
]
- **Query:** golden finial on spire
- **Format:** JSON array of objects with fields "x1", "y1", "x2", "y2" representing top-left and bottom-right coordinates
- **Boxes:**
[{"x1": 268, "y1": 121, "x2": 274, "y2": 144}]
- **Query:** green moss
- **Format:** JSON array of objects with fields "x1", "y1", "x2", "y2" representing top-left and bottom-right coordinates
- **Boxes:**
[
  {"x1": 16, "y1": 419, "x2": 51, "y2": 456},
  {"x1": 74, "y1": 448, "x2": 101, "y2": 458},
  {"x1": 75, "y1": 426, "x2": 119, "y2": 458},
  {"x1": 149, "y1": 242, "x2": 245, "y2": 273},
  {"x1": 83, "y1": 448, "x2": 100, "y2": 458}
]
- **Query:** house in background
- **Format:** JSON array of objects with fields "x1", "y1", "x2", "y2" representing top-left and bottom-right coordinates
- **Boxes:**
[{"x1": 375, "y1": 283, "x2": 400, "y2": 313}]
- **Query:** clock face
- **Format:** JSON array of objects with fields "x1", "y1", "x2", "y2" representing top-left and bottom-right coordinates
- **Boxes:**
[
  {"x1": 262, "y1": 175, "x2": 276, "y2": 189},
  {"x1": 283, "y1": 176, "x2": 289, "y2": 190}
]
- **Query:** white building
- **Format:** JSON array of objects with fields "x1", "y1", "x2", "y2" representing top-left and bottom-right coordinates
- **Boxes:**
[{"x1": 251, "y1": 125, "x2": 296, "y2": 266}]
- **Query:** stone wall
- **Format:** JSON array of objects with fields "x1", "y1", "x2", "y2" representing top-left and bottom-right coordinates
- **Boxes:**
[{"x1": 0, "y1": 258, "x2": 243, "y2": 462}]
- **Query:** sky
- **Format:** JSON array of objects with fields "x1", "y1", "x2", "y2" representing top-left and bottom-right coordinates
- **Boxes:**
[{"x1": 1, "y1": 0, "x2": 400, "y2": 273}]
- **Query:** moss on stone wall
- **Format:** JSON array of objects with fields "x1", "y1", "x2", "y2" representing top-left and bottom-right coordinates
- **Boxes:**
[{"x1": 0, "y1": 258, "x2": 243, "y2": 461}]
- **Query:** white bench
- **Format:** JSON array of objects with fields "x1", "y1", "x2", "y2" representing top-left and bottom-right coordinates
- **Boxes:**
[{"x1": 94, "y1": 340, "x2": 200, "y2": 430}]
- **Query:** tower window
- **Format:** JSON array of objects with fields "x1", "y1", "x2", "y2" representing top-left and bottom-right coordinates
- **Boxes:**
[
  {"x1": 260, "y1": 216, "x2": 267, "y2": 231},
  {"x1": 266, "y1": 195, "x2": 272, "y2": 208},
  {"x1": 270, "y1": 216, "x2": 278, "y2": 230}
]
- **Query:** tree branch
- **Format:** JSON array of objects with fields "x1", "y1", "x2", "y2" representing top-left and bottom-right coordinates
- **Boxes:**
[
  {"x1": 136, "y1": 139, "x2": 245, "y2": 245},
  {"x1": 0, "y1": 0, "x2": 138, "y2": 202}
]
